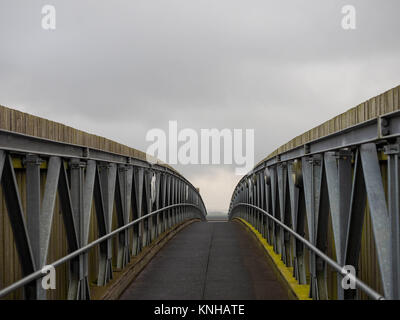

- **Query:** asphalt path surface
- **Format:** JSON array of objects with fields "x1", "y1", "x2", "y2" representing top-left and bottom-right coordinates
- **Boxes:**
[{"x1": 119, "y1": 221, "x2": 289, "y2": 300}]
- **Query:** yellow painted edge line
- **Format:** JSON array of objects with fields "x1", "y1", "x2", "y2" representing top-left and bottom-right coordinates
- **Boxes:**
[{"x1": 235, "y1": 218, "x2": 311, "y2": 300}]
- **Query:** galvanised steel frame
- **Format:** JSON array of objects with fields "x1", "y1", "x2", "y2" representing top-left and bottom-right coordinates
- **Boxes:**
[
  {"x1": 0, "y1": 129, "x2": 206, "y2": 300},
  {"x1": 229, "y1": 109, "x2": 400, "y2": 300}
]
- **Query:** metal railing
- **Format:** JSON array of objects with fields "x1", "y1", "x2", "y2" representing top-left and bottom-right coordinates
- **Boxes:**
[
  {"x1": 229, "y1": 110, "x2": 400, "y2": 300},
  {"x1": 230, "y1": 203, "x2": 384, "y2": 300},
  {"x1": 0, "y1": 126, "x2": 207, "y2": 300},
  {"x1": 0, "y1": 202, "x2": 204, "y2": 299}
]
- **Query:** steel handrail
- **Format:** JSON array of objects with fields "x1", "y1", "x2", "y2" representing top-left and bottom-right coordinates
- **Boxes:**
[
  {"x1": 230, "y1": 203, "x2": 384, "y2": 300},
  {"x1": 0, "y1": 202, "x2": 204, "y2": 298}
]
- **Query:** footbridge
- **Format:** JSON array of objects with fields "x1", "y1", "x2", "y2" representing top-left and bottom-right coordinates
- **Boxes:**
[{"x1": 1, "y1": 85, "x2": 400, "y2": 300}]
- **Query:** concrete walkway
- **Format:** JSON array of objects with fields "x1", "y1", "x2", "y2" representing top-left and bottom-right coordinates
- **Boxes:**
[{"x1": 119, "y1": 221, "x2": 289, "y2": 300}]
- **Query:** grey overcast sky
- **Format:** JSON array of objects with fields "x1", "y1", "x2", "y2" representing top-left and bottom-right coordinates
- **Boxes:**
[{"x1": 1, "y1": 1, "x2": 400, "y2": 213}]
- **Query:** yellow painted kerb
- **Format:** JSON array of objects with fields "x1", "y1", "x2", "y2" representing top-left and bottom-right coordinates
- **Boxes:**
[{"x1": 235, "y1": 218, "x2": 311, "y2": 300}]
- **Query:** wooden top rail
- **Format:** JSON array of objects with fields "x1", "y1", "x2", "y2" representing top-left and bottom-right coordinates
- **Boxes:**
[
  {"x1": 0, "y1": 104, "x2": 172, "y2": 170},
  {"x1": 258, "y1": 85, "x2": 400, "y2": 165}
]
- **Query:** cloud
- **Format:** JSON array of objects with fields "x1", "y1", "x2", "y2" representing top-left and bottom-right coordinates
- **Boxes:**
[{"x1": 189, "y1": 166, "x2": 242, "y2": 213}]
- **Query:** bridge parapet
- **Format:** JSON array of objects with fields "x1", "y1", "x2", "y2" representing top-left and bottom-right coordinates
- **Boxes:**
[
  {"x1": 229, "y1": 85, "x2": 400, "y2": 300},
  {"x1": 0, "y1": 105, "x2": 206, "y2": 300}
]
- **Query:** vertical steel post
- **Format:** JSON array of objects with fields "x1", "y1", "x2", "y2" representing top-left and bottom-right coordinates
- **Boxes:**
[
  {"x1": 155, "y1": 172, "x2": 161, "y2": 237},
  {"x1": 97, "y1": 163, "x2": 115, "y2": 285},
  {"x1": 385, "y1": 142, "x2": 400, "y2": 299},
  {"x1": 69, "y1": 159, "x2": 91, "y2": 300},
  {"x1": 324, "y1": 150, "x2": 352, "y2": 299},
  {"x1": 344, "y1": 149, "x2": 366, "y2": 300},
  {"x1": 26, "y1": 154, "x2": 42, "y2": 299}
]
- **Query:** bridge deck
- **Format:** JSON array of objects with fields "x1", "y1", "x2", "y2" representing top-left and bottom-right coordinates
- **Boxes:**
[{"x1": 119, "y1": 221, "x2": 289, "y2": 300}]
